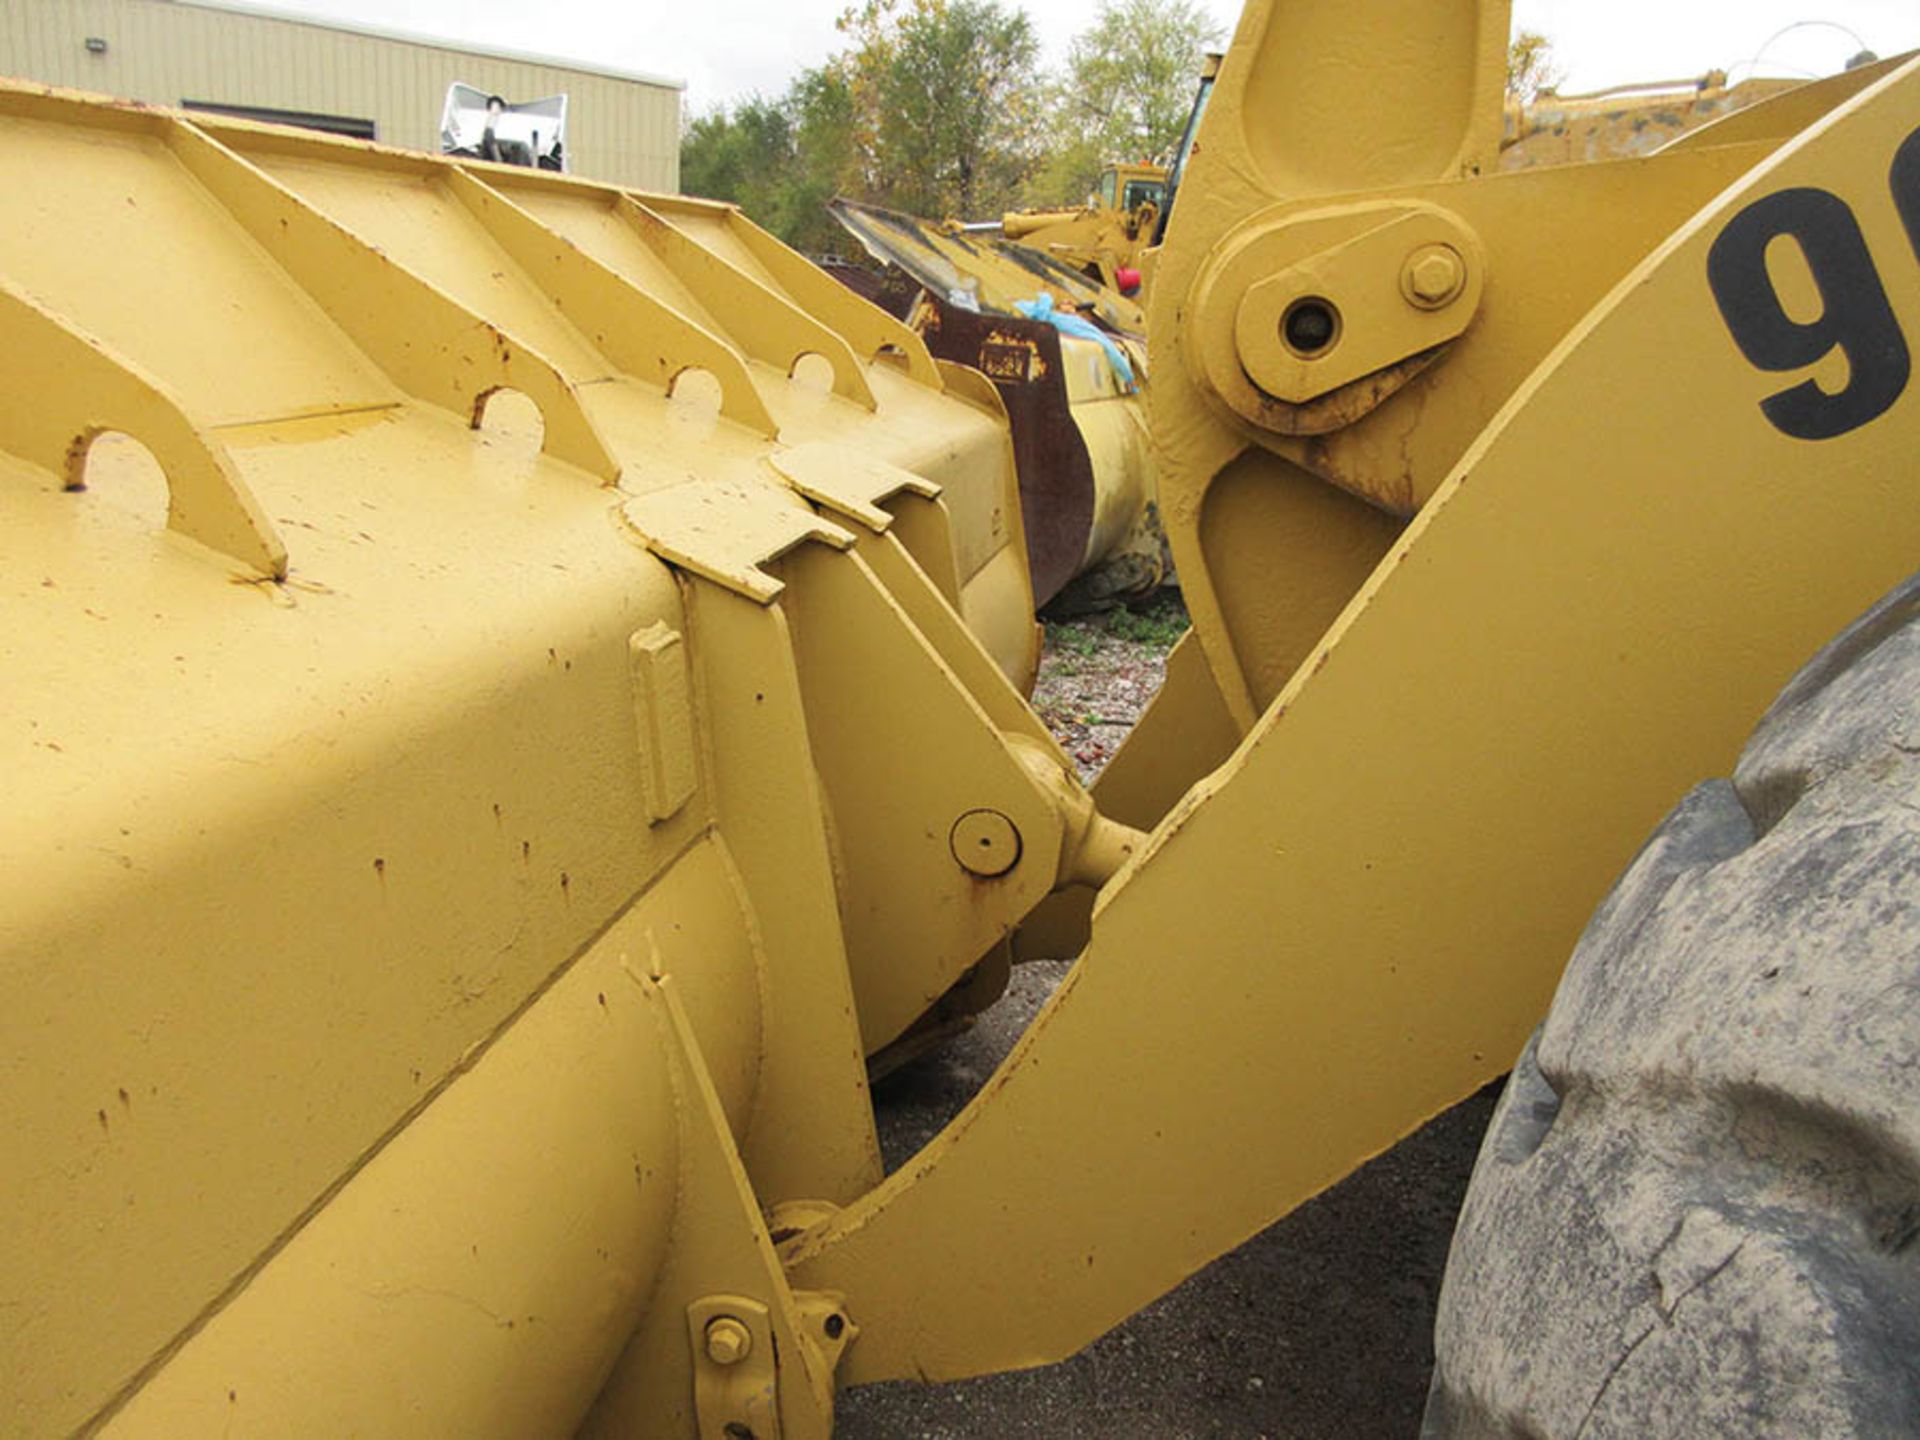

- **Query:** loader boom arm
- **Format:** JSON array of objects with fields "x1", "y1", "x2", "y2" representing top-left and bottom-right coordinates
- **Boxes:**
[
  {"x1": 5, "y1": 2, "x2": 1920, "y2": 1434},
  {"x1": 789, "y1": 2, "x2": 1920, "y2": 1387}
]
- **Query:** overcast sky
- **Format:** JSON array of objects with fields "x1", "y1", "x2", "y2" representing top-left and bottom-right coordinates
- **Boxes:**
[{"x1": 259, "y1": 0, "x2": 1919, "y2": 113}]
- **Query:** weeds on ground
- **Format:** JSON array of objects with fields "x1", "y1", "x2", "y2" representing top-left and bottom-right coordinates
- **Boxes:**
[
  {"x1": 1043, "y1": 620, "x2": 1103, "y2": 662},
  {"x1": 1044, "y1": 592, "x2": 1189, "y2": 665},
  {"x1": 1102, "y1": 594, "x2": 1189, "y2": 648},
  {"x1": 1033, "y1": 590, "x2": 1190, "y2": 781}
]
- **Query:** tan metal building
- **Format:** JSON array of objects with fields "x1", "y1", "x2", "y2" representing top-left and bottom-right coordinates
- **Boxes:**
[{"x1": 0, "y1": 0, "x2": 683, "y2": 190}]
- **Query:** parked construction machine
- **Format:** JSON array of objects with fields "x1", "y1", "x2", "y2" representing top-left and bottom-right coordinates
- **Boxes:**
[
  {"x1": 1500, "y1": 71, "x2": 1806, "y2": 169},
  {"x1": 4, "y1": 0, "x2": 1918, "y2": 1435},
  {"x1": 821, "y1": 71, "x2": 1225, "y2": 614},
  {"x1": 823, "y1": 50, "x2": 1806, "y2": 620},
  {"x1": 988, "y1": 161, "x2": 1170, "y2": 295},
  {"x1": 828, "y1": 192, "x2": 1162, "y2": 611}
]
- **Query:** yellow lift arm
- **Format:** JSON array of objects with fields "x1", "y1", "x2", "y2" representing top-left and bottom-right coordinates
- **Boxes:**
[
  {"x1": 789, "y1": 2, "x2": 1920, "y2": 1383},
  {"x1": 4, "y1": 0, "x2": 1920, "y2": 1434}
]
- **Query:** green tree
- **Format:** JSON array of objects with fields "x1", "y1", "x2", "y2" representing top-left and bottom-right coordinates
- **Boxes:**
[
  {"x1": 1507, "y1": 30, "x2": 1562, "y2": 105},
  {"x1": 679, "y1": 94, "x2": 794, "y2": 227},
  {"x1": 784, "y1": 66, "x2": 862, "y2": 253},
  {"x1": 840, "y1": 0, "x2": 1045, "y2": 220},
  {"x1": 1036, "y1": 0, "x2": 1221, "y2": 203},
  {"x1": 679, "y1": 0, "x2": 1047, "y2": 245},
  {"x1": 679, "y1": 74, "x2": 856, "y2": 255}
]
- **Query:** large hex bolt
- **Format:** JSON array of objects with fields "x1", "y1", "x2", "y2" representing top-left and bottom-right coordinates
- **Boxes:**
[
  {"x1": 1402, "y1": 243, "x2": 1466, "y2": 309},
  {"x1": 704, "y1": 1315, "x2": 753, "y2": 1366}
]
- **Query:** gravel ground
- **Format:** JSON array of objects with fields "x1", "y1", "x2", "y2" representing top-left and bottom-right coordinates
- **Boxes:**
[
  {"x1": 1028, "y1": 594, "x2": 1190, "y2": 783},
  {"x1": 836, "y1": 599, "x2": 1501, "y2": 1439}
]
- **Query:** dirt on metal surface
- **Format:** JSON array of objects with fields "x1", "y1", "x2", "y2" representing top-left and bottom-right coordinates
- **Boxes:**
[
  {"x1": 917, "y1": 299, "x2": 1098, "y2": 607},
  {"x1": 841, "y1": 602, "x2": 1500, "y2": 1437}
]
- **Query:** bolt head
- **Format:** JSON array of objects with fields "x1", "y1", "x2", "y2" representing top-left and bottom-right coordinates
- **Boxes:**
[
  {"x1": 705, "y1": 1316, "x2": 753, "y2": 1366},
  {"x1": 950, "y1": 809, "x2": 1021, "y2": 877},
  {"x1": 1404, "y1": 246, "x2": 1464, "y2": 307}
]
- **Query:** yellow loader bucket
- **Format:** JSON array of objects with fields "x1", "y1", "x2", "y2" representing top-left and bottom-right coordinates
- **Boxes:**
[{"x1": 7, "y1": 1, "x2": 1920, "y2": 1433}]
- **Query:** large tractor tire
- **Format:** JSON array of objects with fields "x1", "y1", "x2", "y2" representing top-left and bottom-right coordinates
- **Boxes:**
[{"x1": 1425, "y1": 575, "x2": 1920, "y2": 1438}]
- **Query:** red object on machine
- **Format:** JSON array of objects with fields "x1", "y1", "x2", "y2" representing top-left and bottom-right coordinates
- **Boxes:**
[{"x1": 1115, "y1": 266, "x2": 1142, "y2": 296}]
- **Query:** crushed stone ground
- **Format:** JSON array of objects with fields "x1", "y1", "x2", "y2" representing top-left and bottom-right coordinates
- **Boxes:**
[{"x1": 1028, "y1": 593, "x2": 1189, "y2": 783}]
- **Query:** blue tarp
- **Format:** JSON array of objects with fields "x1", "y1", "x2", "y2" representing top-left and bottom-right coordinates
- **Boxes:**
[{"x1": 1013, "y1": 293, "x2": 1137, "y2": 391}]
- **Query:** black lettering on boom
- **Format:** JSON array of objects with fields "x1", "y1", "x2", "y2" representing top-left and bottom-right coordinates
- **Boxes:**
[
  {"x1": 1893, "y1": 125, "x2": 1920, "y2": 261},
  {"x1": 1707, "y1": 186, "x2": 1909, "y2": 441}
]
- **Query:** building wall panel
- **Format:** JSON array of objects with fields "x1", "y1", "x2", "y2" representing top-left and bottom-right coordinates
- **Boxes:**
[{"x1": 0, "y1": 0, "x2": 682, "y2": 190}]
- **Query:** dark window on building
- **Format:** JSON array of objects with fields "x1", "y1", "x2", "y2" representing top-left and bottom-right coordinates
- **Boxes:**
[{"x1": 181, "y1": 101, "x2": 376, "y2": 141}]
